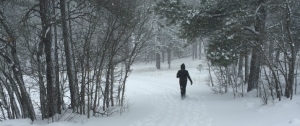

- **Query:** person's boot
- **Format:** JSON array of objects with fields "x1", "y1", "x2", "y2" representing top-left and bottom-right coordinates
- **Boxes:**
[{"x1": 181, "y1": 94, "x2": 186, "y2": 100}]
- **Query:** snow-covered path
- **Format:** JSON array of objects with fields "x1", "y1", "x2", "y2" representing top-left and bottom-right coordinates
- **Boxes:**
[
  {"x1": 2, "y1": 57, "x2": 300, "y2": 126},
  {"x1": 121, "y1": 58, "x2": 300, "y2": 126},
  {"x1": 127, "y1": 75, "x2": 211, "y2": 126},
  {"x1": 123, "y1": 58, "x2": 212, "y2": 126}
]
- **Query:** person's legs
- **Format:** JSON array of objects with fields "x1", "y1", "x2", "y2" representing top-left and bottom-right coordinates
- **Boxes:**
[
  {"x1": 182, "y1": 83, "x2": 187, "y2": 97},
  {"x1": 180, "y1": 83, "x2": 187, "y2": 98},
  {"x1": 180, "y1": 83, "x2": 184, "y2": 97},
  {"x1": 180, "y1": 85, "x2": 184, "y2": 96}
]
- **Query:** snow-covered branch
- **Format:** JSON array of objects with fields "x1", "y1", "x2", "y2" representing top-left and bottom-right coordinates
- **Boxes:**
[{"x1": 243, "y1": 26, "x2": 259, "y2": 36}]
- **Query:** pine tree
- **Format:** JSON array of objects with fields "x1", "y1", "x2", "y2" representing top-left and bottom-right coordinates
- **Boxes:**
[{"x1": 155, "y1": 0, "x2": 268, "y2": 92}]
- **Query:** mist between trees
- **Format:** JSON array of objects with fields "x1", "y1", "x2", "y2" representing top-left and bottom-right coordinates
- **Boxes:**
[
  {"x1": 155, "y1": 0, "x2": 300, "y2": 105},
  {"x1": 0, "y1": 0, "x2": 198, "y2": 122}
]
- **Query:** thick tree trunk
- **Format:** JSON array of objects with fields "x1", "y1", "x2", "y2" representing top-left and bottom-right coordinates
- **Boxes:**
[
  {"x1": 60, "y1": 0, "x2": 78, "y2": 111},
  {"x1": 247, "y1": 0, "x2": 267, "y2": 92},
  {"x1": 40, "y1": 0, "x2": 55, "y2": 118},
  {"x1": 284, "y1": 0, "x2": 295, "y2": 99},
  {"x1": 247, "y1": 47, "x2": 261, "y2": 92},
  {"x1": 68, "y1": 3, "x2": 79, "y2": 110},
  {"x1": 53, "y1": 0, "x2": 61, "y2": 114}
]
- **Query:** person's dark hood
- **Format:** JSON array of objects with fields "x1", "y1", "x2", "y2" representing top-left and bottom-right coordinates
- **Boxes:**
[{"x1": 181, "y1": 63, "x2": 185, "y2": 70}]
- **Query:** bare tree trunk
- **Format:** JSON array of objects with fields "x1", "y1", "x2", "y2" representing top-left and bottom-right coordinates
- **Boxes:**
[
  {"x1": 87, "y1": 63, "x2": 90, "y2": 118},
  {"x1": 259, "y1": 48, "x2": 282, "y2": 101},
  {"x1": 110, "y1": 66, "x2": 115, "y2": 107},
  {"x1": 103, "y1": 67, "x2": 111, "y2": 111},
  {"x1": 53, "y1": 0, "x2": 61, "y2": 115},
  {"x1": 120, "y1": 64, "x2": 129, "y2": 106},
  {"x1": 162, "y1": 50, "x2": 165, "y2": 63},
  {"x1": 244, "y1": 51, "x2": 249, "y2": 83},
  {"x1": 93, "y1": 68, "x2": 102, "y2": 114},
  {"x1": 275, "y1": 49, "x2": 283, "y2": 96},
  {"x1": 156, "y1": 46, "x2": 161, "y2": 69},
  {"x1": 0, "y1": 82, "x2": 12, "y2": 119},
  {"x1": 60, "y1": 0, "x2": 78, "y2": 111},
  {"x1": 40, "y1": 0, "x2": 56, "y2": 118},
  {"x1": 0, "y1": 78, "x2": 20, "y2": 119},
  {"x1": 86, "y1": 34, "x2": 91, "y2": 117},
  {"x1": 37, "y1": 42, "x2": 46, "y2": 119},
  {"x1": 167, "y1": 48, "x2": 171, "y2": 69},
  {"x1": 68, "y1": 3, "x2": 79, "y2": 111},
  {"x1": 199, "y1": 40, "x2": 202, "y2": 59},
  {"x1": 248, "y1": 47, "x2": 261, "y2": 92},
  {"x1": 247, "y1": 0, "x2": 267, "y2": 92},
  {"x1": 284, "y1": 0, "x2": 295, "y2": 99},
  {"x1": 1, "y1": 72, "x2": 22, "y2": 119},
  {"x1": 296, "y1": 71, "x2": 298, "y2": 95},
  {"x1": 237, "y1": 55, "x2": 243, "y2": 78},
  {"x1": 93, "y1": 50, "x2": 106, "y2": 115},
  {"x1": 0, "y1": 10, "x2": 36, "y2": 121},
  {"x1": 13, "y1": 45, "x2": 36, "y2": 120},
  {"x1": 80, "y1": 59, "x2": 86, "y2": 115},
  {"x1": 194, "y1": 42, "x2": 198, "y2": 59},
  {"x1": 207, "y1": 61, "x2": 214, "y2": 87}
]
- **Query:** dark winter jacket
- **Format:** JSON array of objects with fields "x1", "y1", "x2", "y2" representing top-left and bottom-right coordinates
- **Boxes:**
[{"x1": 176, "y1": 64, "x2": 192, "y2": 85}]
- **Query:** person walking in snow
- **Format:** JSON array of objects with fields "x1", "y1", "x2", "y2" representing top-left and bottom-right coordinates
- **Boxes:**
[{"x1": 176, "y1": 63, "x2": 193, "y2": 99}]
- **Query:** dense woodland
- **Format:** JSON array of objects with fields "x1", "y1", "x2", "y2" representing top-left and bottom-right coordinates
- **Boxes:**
[
  {"x1": 156, "y1": 0, "x2": 300, "y2": 102},
  {"x1": 0, "y1": 0, "x2": 300, "y2": 122}
]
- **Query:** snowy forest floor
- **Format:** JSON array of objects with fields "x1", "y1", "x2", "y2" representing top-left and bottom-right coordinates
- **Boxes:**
[{"x1": 2, "y1": 57, "x2": 300, "y2": 126}]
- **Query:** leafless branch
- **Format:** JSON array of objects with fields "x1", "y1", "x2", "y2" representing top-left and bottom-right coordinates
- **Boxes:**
[{"x1": 243, "y1": 26, "x2": 259, "y2": 36}]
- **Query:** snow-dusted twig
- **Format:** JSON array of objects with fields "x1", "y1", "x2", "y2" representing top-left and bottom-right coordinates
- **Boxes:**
[{"x1": 243, "y1": 26, "x2": 259, "y2": 36}]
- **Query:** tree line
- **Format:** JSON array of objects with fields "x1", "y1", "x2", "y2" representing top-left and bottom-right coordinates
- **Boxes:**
[
  {"x1": 0, "y1": 0, "x2": 162, "y2": 122},
  {"x1": 155, "y1": 0, "x2": 300, "y2": 104}
]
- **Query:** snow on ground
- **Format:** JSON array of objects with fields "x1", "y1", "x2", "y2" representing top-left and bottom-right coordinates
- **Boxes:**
[{"x1": 2, "y1": 57, "x2": 300, "y2": 126}]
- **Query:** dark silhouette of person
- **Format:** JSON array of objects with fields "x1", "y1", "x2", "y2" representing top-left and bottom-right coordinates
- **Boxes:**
[{"x1": 176, "y1": 63, "x2": 193, "y2": 99}]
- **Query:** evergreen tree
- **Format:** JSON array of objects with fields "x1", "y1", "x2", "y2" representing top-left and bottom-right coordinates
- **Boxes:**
[
  {"x1": 155, "y1": 0, "x2": 253, "y2": 65},
  {"x1": 155, "y1": 0, "x2": 266, "y2": 92}
]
